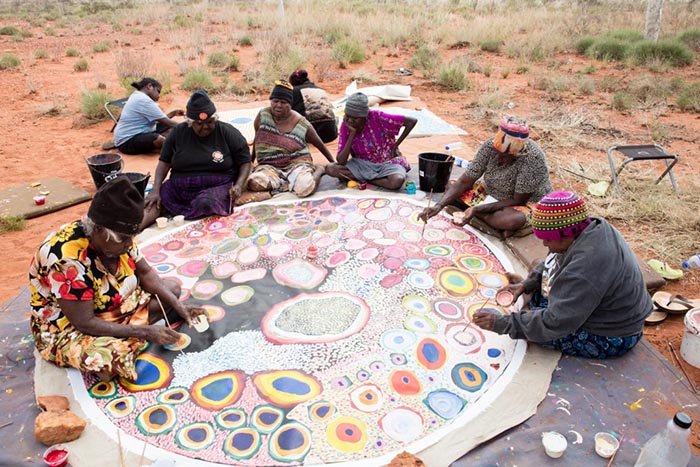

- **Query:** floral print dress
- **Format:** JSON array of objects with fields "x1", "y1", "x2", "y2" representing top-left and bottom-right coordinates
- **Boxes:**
[{"x1": 29, "y1": 221, "x2": 150, "y2": 381}]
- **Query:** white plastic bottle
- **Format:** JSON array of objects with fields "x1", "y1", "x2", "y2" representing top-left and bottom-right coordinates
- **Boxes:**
[
  {"x1": 634, "y1": 412, "x2": 692, "y2": 467},
  {"x1": 682, "y1": 254, "x2": 700, "y2": 269},
  {"x1": 445, "y1": 142, "x2": 468, "y2": 168}
]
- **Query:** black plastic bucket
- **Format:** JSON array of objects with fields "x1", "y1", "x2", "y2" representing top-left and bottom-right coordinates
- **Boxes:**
[
  {"x1": 85, "y1": 153, "x2": 124, "y2": 189},
  {"x1": 123, "y1": 172, "x2": 150, "y2": 198},
  {"x1": 418, "y1": 152, "x2": 454, "y2": 192}
]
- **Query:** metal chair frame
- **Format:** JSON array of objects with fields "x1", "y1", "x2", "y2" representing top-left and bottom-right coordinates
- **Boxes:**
[
  {"x1": 607, "y1": 144, "x2": 679, "y2": 195},
  {"x1": 104, "y1": 97, "x2": 128, "y2": 133}
]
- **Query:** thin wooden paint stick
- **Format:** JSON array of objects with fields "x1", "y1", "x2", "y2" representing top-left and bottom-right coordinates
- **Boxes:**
[{"x1": 421, "y1": 188, "x2": 434, "y2": 237}]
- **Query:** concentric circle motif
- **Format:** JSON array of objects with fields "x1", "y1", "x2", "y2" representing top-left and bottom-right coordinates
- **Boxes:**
[
  {"x1": 423, "y1": 389, "x2": 465, "y2": 420},
  {"x1": 451, "y1": 362, "x2": 488, "y2": 392},
  {"x1": 345, "y1": 238, "x2": 367, "y2": 250},
  {"x1": 252, "y1": 370, "x2": 322, "y2": 408},
  {"x1": 383, "y1": 257, "x2": 403, "y2": 270},
  {"x1": 423, "y1": 244, "x2": 454, "y2": 257},
  {"x1": 404, "y1": 314, "x2": 438, "y2": 334},
  {"x1": 265, "y1": 242, "x2": 293, "y2": 258},
  {"x1": 268, "y1": 422, "x2": 312, "y2": 462},
  {"x1": 436, "y1": 267, "x2": 476, "y2": 298},
  {"x1": 374, "y1": 237, "x2": 396, "y2": 246},
  {"x1": 236, "y1": 225, "x2": 258, "y2": 238},
  {"x1": 466, "y1": 302, "x2": 506, "y2": 319},
  {"x1": 191, "y1": 279, "x2": 223, "y2": 300},
  {"x1": 317, "y1": 221, "x2": 339, "y2": 233},
  {"x1": 326, "y1": 250, "x2": 351, "y2": 268},
  {"x1": 215, "y1": 408, "x2": 247, "y2": 430},
  {"x1": 378, "y1": 408, "x2": 424, "y2": 443},
  {"x1": 391, "y1": 353, "x2": 408, "y2": 365},
  {"x1": 369, "y1": 360, "x2": 385, "y2": 372},
  {"x1": 248, "y1": 204, "x2": 274, "y2": 218},
  {"x1": 308, "y1": 401, "x2": 336, "y2": 422},
  {"x1": 135, "y1": 404, "x2": 177, "y2": 436},
  {"x1": 461, "y1": 243, "x2": 489, "y2": 256},
  {"x1": 416, "y1": 337, "x2": 447, "y2": 370},
  {"x1": 380, "y1": 274, "x2": 403, "y2": 288},
  {"x1": 389, "y1": 369, "x2": 422, "y2": 395},
  {"x1": 476, "y1": 272, "x2": 508, "y2": 288},
  {"x1": 273, "y1": 258, "x2": 328, "y2": 289},
  {"x1": 190, "y1": 370, "x2": 246, "y2": 411},
  {"x1": 454, "y1": 255, "x2": 491, "y2": 272},
  {"x1": 88, "y1": 380, "x2": 117, "y2": 398},
  {"x1": 407, "y1": 271, "x2": 434, "y2": 289},
  {"x1": 326, "y1": 416, "x2": 368, "y2": 452},
  {"x1": 349, "y1": 383, "x2": 384, "y2": 412},
  {"x1": 422, "y1": 228, "x2": 445, "y2": 242},
  {"x1": 356, "y1": 368, "x2": 371, "y2": 382},
  {"x1": 212, "y1": 239, "x2": 240, "y2": 256},
  {"x1": 232, "y1": 268, "x2": 267, "y2": 283},
  {"x1": 384, "y1": 245, "x2": 407, "y2": 258},
  {"x1": 141, "y1": 243, "x2": 161, "y2": 254},
  {"x1": 403, "y1": 258, "x2": 430, "y2": 270},
  {"x1": 223, "y1": 427, "x2": 261, "y2": 460},
  {"x1": 119, "y1": 353, "x2": 172, "y2": 392},
  {"x1": 374, "y1": 199, "x2": 390, "y2": 208},
  {"x1": 356, "y1": 248, "x2": 379, "y2": 261},
  {"x1": 237, "y1": 245, "x2": 261, "y2": 265},
  {"x1": 175, "y1": 245, "x2": 210, "y2": 259},
  {"x1": 399, "y1": 230, "x2": 422, "y2": 243},
  {"x1": 202, "y1": 304, "x2": 225, "y2": 322},
  {"x1": 211, "y1": 261, "x2": 239, "y2": 278},
  {"x1": 254, "y1": 233, "x2": 271, "y2": 246},
  {"x1": 357, "y1": 199, "x2": 374, "y2": 210},
  {"x1": 285, "y1": 227, "x2": 311, "y2": 240},
  {"x1": 445, "y1": 228, "x2": 470, "y2": 241},
  {"x1": 432, "y1": 298, "x2": 463, "y2": 320},
  {"x1": 177, "y1": 259, "x2": 208, "y2": 278},
  {"x1": 365, "y1": 207, "x2": 392, "y2": 221},
  {"x1": 163, "y1": 240, "x2": 184, "y2": 251},
  {"x1": 174, "y1": 422, "x2": 216, "y2": 451},
  {"x1": 401, "y1": 294, "x2": 430, "y2": 314},
  {"x1": 478, "y1": 287, "x2": 498, "y2": 299},
  {"x1": 445, "y1": 323, "x2": 486, "y2": 354},
  {"x1": 221, "y1": 285, "x2": 255, "y2": 306},
  {"x1": 363, "y1": 229, "x2": 383, "y2": 239},
  {"x1": 153, "y1": 263, "x2": 175, "y2": 274},
  {"x1": 105, "y1": 395, "x2": 136, "y2": 418},
  {"x1": 156, "y1": 386, "x2": 190, "y2": 405},
  {"x1": 251, "y1": 404, "x2": 284, "y2": 433},
  {"x1": 146, "y1": 252, "x2": 168, "y2": 263},
  {"x1": 164, "y1": 333, "x2": 190, "y2": 351},
  {"x1": 380, "y1": 329, "x2": 417, "y2": 352}
]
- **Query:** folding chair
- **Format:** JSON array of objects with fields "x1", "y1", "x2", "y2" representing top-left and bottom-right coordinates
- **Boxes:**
[
  {"x1": 104, "y1": 97, "x2": 128, "y2": 133},
  {"x1": 607, "y1": 144, "x2": 679, "y2": 195}
]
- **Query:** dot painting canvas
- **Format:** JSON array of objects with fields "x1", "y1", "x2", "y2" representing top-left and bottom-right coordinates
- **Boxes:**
[{"x1": 70, "y1": 194, "x2": 526, "y2": 466}]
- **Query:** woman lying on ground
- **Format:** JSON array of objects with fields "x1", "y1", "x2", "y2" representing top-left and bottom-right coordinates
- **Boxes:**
[
  {"x1": 247, "y1": 80, "x2": 335, "y2": 198},
  {"x1": 419, "y1": 115, "x2": 552, "y2": 237},
  {"x1": 142, "y1": 90, "x2": 252, "y2": 228},
  {"x1": 289, "y1": 69, "x2": 338, "y2": 143},
  {"x1": 473, "y1": 191, "x2": 652, "y2": 359},
  {"x1": 113, "y1": 77, "x2": 184, "y2": 155},
  {"x1": 29, "y1": 176, "x2": 205, "y2": 381}
]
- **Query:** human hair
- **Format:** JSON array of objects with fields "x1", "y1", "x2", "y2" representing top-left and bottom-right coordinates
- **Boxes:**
[
  {"x1": 131, "y1": 77, "x2": 161, "y2": 91},
  {"x1": 185, "y1": 113, "x2": 219, "y2": 127},
  {"x1": 82, "y1": 215, "x2": 128, "y2": 242},
  {"x1": 288, "y1": 69, "x2": 309, "y2": 86}
]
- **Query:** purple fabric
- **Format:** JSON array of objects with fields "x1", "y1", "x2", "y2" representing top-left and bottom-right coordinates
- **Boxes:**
[{"x1": 160, "y1": 174, "x2": 233, "y2": 219}]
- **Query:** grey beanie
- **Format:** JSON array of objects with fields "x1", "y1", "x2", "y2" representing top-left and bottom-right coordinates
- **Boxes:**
[{"x1": 344, "y1": 92, "x2": 369, "y2": 118}]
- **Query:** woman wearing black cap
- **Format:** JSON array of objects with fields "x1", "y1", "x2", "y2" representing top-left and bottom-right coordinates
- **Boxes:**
[
  {"x1": 288, "y1": 69, "x2": 338, "y2": 143},
  {"x1": 248, "y1": 80, "x2": 335, "y2": 198},
  {"x1": 142, "y1": 90, "x2": 252, "y2": 228},
  {"x1": 29, "y1": 176, "x2": 205, "y2": 382}
]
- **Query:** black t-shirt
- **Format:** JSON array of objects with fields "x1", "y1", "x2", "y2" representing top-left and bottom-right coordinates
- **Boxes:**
[{"x1": 160, "y1": 121, "x2": 251, "y2": 178}]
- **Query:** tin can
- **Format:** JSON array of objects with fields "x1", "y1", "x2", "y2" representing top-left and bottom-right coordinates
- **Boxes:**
[{"x1": 307, "y1": 246, "x2": 318, "y2": 260}]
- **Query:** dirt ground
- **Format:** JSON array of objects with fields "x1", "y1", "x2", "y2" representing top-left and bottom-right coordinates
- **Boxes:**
[{"x1": 1, "y1": 10, "x2": 700, "y2": 422}]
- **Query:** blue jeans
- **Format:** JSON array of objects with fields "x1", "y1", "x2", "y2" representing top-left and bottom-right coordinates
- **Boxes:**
[{"x1": 530, "y1": 292, "x2": 643, "y2": 359}]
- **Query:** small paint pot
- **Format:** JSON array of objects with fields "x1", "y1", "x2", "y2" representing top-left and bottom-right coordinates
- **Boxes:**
[
  {"x1": 33, "y1": 195, "x2": 46, "y2": 205},
  {"x1": 307, "y1": 246, "x2": 318, "y2": 260},
  {"x1": 541, "y1": 431, "x2": 567, "y2": 458},
  {"x1": 594, "y1": 432, "x2": 619, "y2": 458},
  {"x1": 358, "y1": 182, "x2": 367, "y2": 190},
  {"x1": 496, "y1": 290, "x2": 514, "y2": 307},
  {"x1": 192, "y1": 315, "x2": 209, "y2": 333},
  {"x1": 156, "y1": 217, "x2": 168, "y2": 229},
  {"x1": 43, "y1": 444, "x2": 69, "y2": 467},
  {"x1": 173, "y1": 215, "x2": 185, "y2": 226}
]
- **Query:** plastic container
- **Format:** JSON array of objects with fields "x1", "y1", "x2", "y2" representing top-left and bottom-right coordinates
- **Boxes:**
[
  {"x1": 43, "y1": 445, "x2": 69, "y2": 467},
  {"x1": 33, "y1": 195, "x2": 46, "y2": 205},
  {"x1": 541, "y1": 431, "x2": 567, "y2": 458},
  {"x1": 156, "y1": 217, "x2": 169, "y2": 229},
  {"x1": 85, "y1": 153, "x2": 124, "y2": 189},
  {"x1": 405, "y1": 181, "x2": 416, "y2": 195},
  {"x1": 173, "y1": 215, "x2": 185, "y2": 226},
  {"x1": 418, "y1": 153, "x2": 454, "y2": 193},
  {"x1": 634, "y1": 412, "x2": 692, "y2": 467},
  {"x1": 680, "y1": 308, "x2": 700, "y2": 369},
  {"x1": 682, "y1": 254, "x2": 700, "y2": 268},
  {"x1": 123, "y1": 172, "x2": 150, "y2": 198},
  {"x1": 594, "y1": 432, "x2": 619, "y2": 458},
  {"x1": 444, "y1": 142, "x2": 464, "y2": 151}
]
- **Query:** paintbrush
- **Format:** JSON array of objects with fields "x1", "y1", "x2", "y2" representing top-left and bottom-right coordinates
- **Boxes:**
[
  {"x1": 605, "y1": 433, "x2": 624, "y2": 467},
  {"x1": 138, "y1": 440, "x2": 147, "y2": 467},
  {"x1": 155, "y1": 294, "x2": 185, "y2": 356},
  {"x1": 668, "y1": 341, "x2": 697, "y2": 393},
  {"x1": 464, "y1": 297, "x2": 491, "y2": 331},
  {"x1": 421, "y1": 189, "x2": 434, "y2": 237}
]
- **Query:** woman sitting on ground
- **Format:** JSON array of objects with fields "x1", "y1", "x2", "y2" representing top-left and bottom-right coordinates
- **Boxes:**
[
  {"x1": 325, "y1": 92, "x2": 417, "y2": 190},
  {"x1": 142, "y1": 90, "x2": 252, "y2": 228},
  {"x1": 113, "y1": 77, "x2": 184, "y2": 155},
  {"x1": 247, "y1": 80, "x2": 335, "y2": 198},
  {"x1": 473, "y1": 191, "x2": 652, "y2": 359},
  {"x1": 29, "y1": 176, "x2": 205, "y2": 381},
  {"x1": 288, "y1": 69, "x2": 338, "y2": 143},
  {"x1": 419, "y1": 115, "x2": 552, "y2": 236}
]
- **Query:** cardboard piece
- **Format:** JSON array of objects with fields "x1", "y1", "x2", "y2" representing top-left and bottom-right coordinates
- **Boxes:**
[{"x1": 0, "y1": 177, "x2": 91, "y2": 219}]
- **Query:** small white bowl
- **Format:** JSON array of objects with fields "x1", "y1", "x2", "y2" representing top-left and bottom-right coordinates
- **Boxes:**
[
  {"x1": 156, "y1": 217, "x2": 168, "y2": 229},
  {"x1": 594, "y1": 432, "x2": 619, "y2": 458},
  {"x1": 173, "y1": 215, "x2": 185, "y2": 226},
  {"x1": 542, "y1": 431, "x2": 567, "y2": 458}
]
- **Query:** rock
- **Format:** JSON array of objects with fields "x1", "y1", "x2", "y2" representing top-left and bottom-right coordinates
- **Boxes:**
[
  {"x1": 37, "y1": 395, "x2": 70, "y2": 412},
  {"x1": 35, "y1": 410, "x2": 87, "y2": 446},
  {"x1": 388, "y1": 451, "x2": 426, "y2": 467}
]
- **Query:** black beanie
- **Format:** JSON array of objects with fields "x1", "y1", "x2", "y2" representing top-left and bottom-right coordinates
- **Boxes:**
[
  {"x1": 88, "y1": 176, "x2": 144, "y2": 235},
  {"x1": 269, "y1": 80, "x2": 293, "y2": 104},
  {"x1": 186, "y1": 90, "x2": 216, "y2": 121}
]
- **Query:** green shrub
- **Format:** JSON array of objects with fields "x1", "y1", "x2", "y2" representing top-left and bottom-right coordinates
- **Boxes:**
[
  {"x1": 0, "y1": 215, "x2": 25, "y2": 233},
  {"x1": 73, "y1": 57, "x2": 89, "y2": 71},
  {"x1": 479, "y1": 39, "x2": 502, "y2": 53},
  {"x1": 45, "y1": 27, "x2": 56, "y2": 36},
  {"x1": 66, "y1": 47, "x2": 80, "y2": 57},
  {"x1": 323, "y1": 28, "x2": 346, "y2": 45},
  {"x1": 332, "y1": 39, "x2": 365, "y2": 67},
  {"x1": 575, "y1": 37, "x2": 595, "y2": 55},
  {"x1": 408, "y1": 44, "x2": 440, "y2": 75},
  {"x1": 606, "y1": 29, "x2": 644, "y2": 43},
  {"x1": 676, "y1": 83, "x2": 700, "y2": 112},
  {"x1": 0, "y1": 25, "x2": 20, "y2": 35},
  {"x1": 678, "y1": 28, "x2": 700, "y2": 51},
  {"x1": 611, "y1": 92, "x2": 634, "y2": 111},
  {"x1": 181, "y1": 69, "x2": 216, "y2": 93},
  {"x1": 630, "y1": 40, "x2": 694, "y2": 67},
  {"x1": 0, "y1": 53, "x2": 20, "y2": 70},
  {"x1": 92, "y1": 40, "x2": 111, "y2": 53},
  {"x1": 239, "y1": 34, "x2": 253, "y2": 46},
  {"x1": 34, "y1": 49, "x2": 48, "y2": 59},
  {"x1": 581, "y1": 64, "x2": 596, "y2": 75},
  {"x1": 437, "y1": 63, "x2": 469, "y2": 91},
  {"x1": 79, "y1": 89, "x2": 110, "y2": 120},
  {"x1": 174, "y1": 14, "x2": 193, "y2": 28},
  {"x1": 578, "y1": 78, "x2": 595, "y2": 96},
  {"x1": 207, "y1": 51, "x2": 240, "y2": 71},
  {"x1": 588, "y1": 38, "x2": 629, "y2": 61}
]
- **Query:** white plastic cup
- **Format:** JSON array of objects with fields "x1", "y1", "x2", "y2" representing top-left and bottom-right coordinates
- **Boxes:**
[
  {"x1": 192, "y1": 315, "x2": 209, "y2": 333},
  {"x1": 173, "y1": 215, "x2": 185, "y2": 226},
  {"x1": 542, "y1": 431, "x2": 567, "y2": 458},
  {"x1": 594, "y1": 432, "x2": 619, "y2": 458},
  {"x1": 156, "y1": 217, "x2": 168, "y2": 229}
]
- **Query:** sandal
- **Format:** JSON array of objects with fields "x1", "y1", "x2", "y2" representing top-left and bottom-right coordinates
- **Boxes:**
[
  {"x1": 645, "y1": 307, "x2": 668, "y2": 325},
  {"x1": 652, "y1": 291, "x2": 700, "y2": 314},
  {"x1": 647, "y1": 259, "x2": 684, "y2": 280}
]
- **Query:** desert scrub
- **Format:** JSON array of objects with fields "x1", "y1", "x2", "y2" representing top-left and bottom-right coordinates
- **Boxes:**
[
  {"x1": 630, "y1": 40, "x2": 694, "y2": 68},
  {"x1": 92, "y1": 40, "x2": 111, "y2": 53},
  {"x1": 73, "y1": 57, "x2": 89, "y2": 72},
  {"x1": 0, "y1": 53, "x2": 20, "y2": 70},
  {"x1": 677, "y1": 28, "x2": 700, "y2": 51},
  {"x1": 575, "y1": 37, "x2": 595, "y2": 55},
  {"x1": 238, "y1": 34, "x2": 253, "y2": 46},
  {"x1": 611, "y1": 92, "x2": 634, "y2": 111},
  {"x1": 577, "y1": 77, "x2": 595, "y2": 96},
  {"x1": 0, "y1": 25, "x2": 20, "y2": 35},
  {"x1": 588, "y1": 38, "x2": 629, "y2": 61},
  {"x1": 174, "y1": 14, "x2": 194, "y2": 28},
  {"x1": 408, "y1": 44, "x2": 440, "y2": 75},
  {"x1": 34, "y1": 49, "x2": 48, "y2": 59},
  {"x1": 676, "y1": 83, "x2": 700, "y2": 112},
  {"x1": 207, "y1": 51, "x2": 240, "y2": 71},
  {"x1": 65, "y1": 47, "x2": 80, "y2": 57},
  {"x1": 79, "y1": 89, "x2": 110, "y2": 120},
  {"x1": 479, "y1": 39, "x2": 502, "y2": 53},
  {"x1": 0, "y1": 215, "x2": 25, "y2": 234},
  {"x1": 437, "y1": 62, "x2": 470, "y2": 92},
  {"x1": 332, "y1": 39, "x2": 365, "y2": 67},
  {"x1": 182, "y1": 68, "x2": 216, "y2": 92},
  {"x1": 605, "y1": 29, "x2": 644, "y2": 43}
]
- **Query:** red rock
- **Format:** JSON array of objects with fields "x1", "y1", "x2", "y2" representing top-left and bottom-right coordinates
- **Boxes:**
[
  {"x1": 388, "y1": 451, "x2": 426, "y2": 467},
  {"x1": 35, "y1": 410, "x2": 86, "y2": 446},
  {"x1": 37, "y1": 395, "x2": 70, "y2": 412}
]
